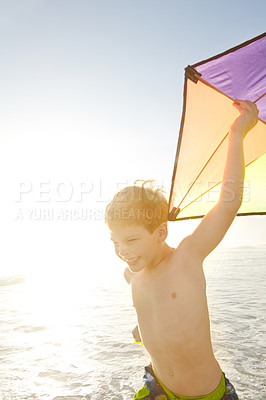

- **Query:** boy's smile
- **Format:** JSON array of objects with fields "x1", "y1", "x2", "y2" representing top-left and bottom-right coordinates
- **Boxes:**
[{"x1": 110, "y1": 224, "x2": 168, "y2": 273}]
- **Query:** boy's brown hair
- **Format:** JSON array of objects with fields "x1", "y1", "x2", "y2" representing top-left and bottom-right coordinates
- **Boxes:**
[{"x1": 105, "y1": 180, "x2": 169, "y2": 233}]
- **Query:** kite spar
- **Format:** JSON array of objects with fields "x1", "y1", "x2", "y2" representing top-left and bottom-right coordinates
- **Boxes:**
[{"x1": 168, "y1": 33, "x2": 266, "y2": 221}]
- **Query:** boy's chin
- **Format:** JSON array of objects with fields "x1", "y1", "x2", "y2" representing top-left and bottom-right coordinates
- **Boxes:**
[{"x1": 127, "y1": 258, "x2": 145, "y2": 273}]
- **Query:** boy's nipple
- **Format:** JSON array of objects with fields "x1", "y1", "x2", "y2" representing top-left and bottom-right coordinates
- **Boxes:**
[
  {"x1": 168, "y1": 368, "x2": 174, "y2": 377},
  {"x1": 171, "y1": 292, "x2": 177, "y2": 299}
]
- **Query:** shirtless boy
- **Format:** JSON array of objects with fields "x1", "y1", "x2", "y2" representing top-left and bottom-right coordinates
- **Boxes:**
[{"x1": 105, "y1": 100, "x2": 258, "y2": 400}]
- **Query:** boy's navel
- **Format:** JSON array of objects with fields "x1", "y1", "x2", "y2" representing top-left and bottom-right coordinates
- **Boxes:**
[{"x1": 171, "y1": 292, "x2": 177, "y2": 299}]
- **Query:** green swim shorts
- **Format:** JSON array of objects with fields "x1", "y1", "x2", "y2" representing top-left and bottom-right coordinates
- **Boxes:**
[{"x1": 133, "y1": 365, "x2": 238, "y2": 400}]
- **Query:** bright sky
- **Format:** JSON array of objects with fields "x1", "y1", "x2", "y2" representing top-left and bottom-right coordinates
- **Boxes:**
[{"x1": 0, "y1": 0, "x2": 265, "y2": 279}]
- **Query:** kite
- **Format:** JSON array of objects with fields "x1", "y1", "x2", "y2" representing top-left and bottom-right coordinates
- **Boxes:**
[{"x1": 168, "y1": 32, "x2": 266, "y2": 221}]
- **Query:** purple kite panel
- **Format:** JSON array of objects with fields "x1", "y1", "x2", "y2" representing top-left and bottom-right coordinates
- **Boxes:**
[{"x1": 194, "y1": 34, "x2": 266, "y2": 122}]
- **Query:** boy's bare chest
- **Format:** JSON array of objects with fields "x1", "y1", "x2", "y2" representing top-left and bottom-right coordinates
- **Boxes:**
[{"x1": 131, "y1": 262, "x2": 208, "y2": 344}]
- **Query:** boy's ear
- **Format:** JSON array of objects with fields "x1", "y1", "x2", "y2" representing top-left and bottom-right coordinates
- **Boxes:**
[{"x1": 157, "y1": 222, "x2": 168, "y2": 242}]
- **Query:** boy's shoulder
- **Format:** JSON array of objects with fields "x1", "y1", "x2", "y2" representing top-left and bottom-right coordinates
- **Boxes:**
[
  {"x1": 169, "y1": 236, "x2": 203, "y2": 270},
  {"x1": 172, "y1": 236, "x2": 194, "y2": 258}
]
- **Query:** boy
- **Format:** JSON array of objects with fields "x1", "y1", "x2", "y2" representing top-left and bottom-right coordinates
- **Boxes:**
[{"x1": 105, "y1": 100, "x2": 258, "y2": 400}]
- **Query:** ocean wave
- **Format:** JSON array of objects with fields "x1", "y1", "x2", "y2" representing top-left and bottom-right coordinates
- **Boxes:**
[{"x1": 0, "y1": 275, "x2": 25, "y2": 287}]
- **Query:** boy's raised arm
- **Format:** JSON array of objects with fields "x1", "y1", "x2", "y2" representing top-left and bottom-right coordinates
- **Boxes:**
[{"x1": 185, "y1": 100, "x2": 259, "y2": 261}]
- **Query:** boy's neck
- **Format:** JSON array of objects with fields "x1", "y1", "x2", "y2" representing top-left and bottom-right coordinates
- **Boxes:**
[{"x1": 146, "y1": 243, "x2": 174, "y2": 273}]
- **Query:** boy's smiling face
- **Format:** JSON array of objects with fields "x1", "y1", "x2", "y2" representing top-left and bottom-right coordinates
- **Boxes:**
[{"x1": 110, "y1": 224, "x2": 164, "y2": 273}]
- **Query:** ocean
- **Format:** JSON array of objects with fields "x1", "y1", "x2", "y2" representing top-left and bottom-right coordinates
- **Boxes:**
[{"x1": 0, "y1": 246, "x2": 265, "y2": 400}]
